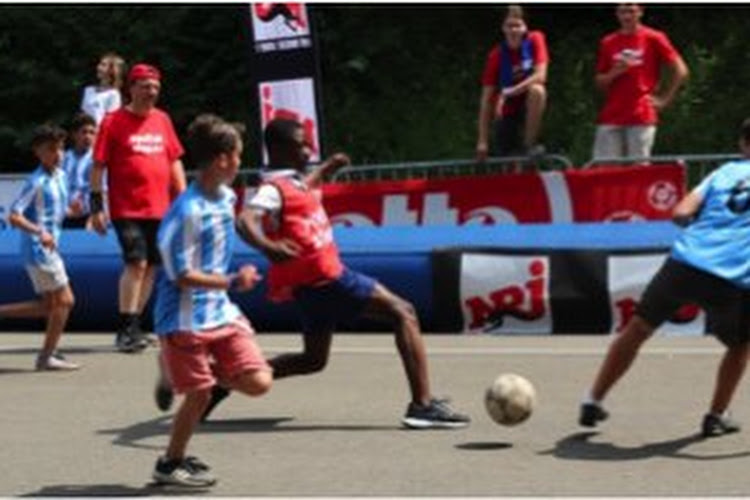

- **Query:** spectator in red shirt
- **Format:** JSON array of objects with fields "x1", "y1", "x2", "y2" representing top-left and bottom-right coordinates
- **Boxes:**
[
  {"x1": 476, "y1": 5, "x2": 548, "y2": 161},
  {"x1": 592, "y1": 3, "x2": 689, "y2": 160},
  {"x1": 90, "y1": 63, "x2": 187, "y2": 353}
]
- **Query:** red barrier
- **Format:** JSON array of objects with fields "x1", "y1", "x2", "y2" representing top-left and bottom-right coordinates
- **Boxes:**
[{"x1": 320, "y1": 163, "x2": 685, "y2": 226}]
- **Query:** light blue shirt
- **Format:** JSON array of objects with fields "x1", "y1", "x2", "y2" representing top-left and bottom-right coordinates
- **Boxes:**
[
  {"x1": 154, "y1": 182, "x2": 241, "y2": 335},
  {"x1": 10, "y1": 166, "x2": 68, "y2": 267},
  {"x1": 672, "y1": 159, "x2": 750, "y2": 288}
]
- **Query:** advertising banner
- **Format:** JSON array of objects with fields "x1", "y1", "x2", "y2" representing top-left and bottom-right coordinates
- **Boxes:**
[
  {"x1": 319, "y1": 164, "x2": 686, "y2": 227},
  {"x1": 246, "y1": 3, "x2": 323, "y2": 166}
]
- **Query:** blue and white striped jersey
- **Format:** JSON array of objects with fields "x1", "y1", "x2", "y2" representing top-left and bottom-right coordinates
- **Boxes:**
[
  {"x1": 61, "y1": 148, "x2": 94, "y2": 212},
  {"x1": 10, "y1": 166, "x2": 68, "y2": 266},
  {"x1": 154, "y1": 182, "x2": 242, "y2": 335}
]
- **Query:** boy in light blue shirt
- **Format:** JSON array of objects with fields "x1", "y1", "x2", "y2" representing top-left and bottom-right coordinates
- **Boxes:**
[
  {"x1": 0, "y1": 124, "x2": 79, "y2": 370},
  {"x1": 581, "y1": 118, "x2": 750, "y2": 437}
]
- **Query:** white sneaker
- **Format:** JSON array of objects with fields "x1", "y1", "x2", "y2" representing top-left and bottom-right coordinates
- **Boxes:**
[{"x1": 36, "y1": 352, "x2": 81, "y2": 371}]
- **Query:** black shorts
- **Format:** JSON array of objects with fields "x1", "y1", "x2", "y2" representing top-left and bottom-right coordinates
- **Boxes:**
[
  {"x1": 637, "y1": 257, "x2": 750, "y2": 347},
  {"x1": 494, "y1": 106, "x2": 526, "y2": 156},
  {"x1": 112, "y1": 219, "x2": 162, "y2": 265}
]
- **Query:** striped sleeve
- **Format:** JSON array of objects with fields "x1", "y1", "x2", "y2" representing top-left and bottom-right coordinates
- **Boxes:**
[
  {"x1": 10, "y1": 177, "x2": 37, "y2": 214},
  {"x1": 159, "y1": 204, "x2": 200, "y2": 281}
]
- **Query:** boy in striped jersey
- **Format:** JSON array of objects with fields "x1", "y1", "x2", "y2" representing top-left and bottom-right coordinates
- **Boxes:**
[
  {"x1": 151, "y1": 114, "x2": 272, "y2": 488},
  {"x1": 0, "y1": 124, "x2": 80, "y2": 370}
]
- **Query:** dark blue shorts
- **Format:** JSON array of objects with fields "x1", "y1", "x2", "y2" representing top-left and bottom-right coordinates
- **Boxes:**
[{"x1": 293, "y1": 268, "x2": 377, "y2": 333}]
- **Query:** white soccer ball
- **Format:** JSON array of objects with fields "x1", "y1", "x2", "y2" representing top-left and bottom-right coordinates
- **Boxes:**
[{"x1": 484, "y1": 373, "x2": 536, "y2": 426}]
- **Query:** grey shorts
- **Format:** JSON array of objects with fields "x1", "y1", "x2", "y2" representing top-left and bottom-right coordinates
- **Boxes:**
[{"x1": 25, "y1": 253, "x2": 69, "y2": 294}]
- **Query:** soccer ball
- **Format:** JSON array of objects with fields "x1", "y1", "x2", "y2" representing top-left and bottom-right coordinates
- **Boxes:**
[{"x1": 484, "y1": 373, "x2": 536, "y2": 426}]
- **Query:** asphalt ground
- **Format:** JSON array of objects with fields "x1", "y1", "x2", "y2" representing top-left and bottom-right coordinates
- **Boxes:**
[{"x1": 1, "y1": 332, "x2": 749, "y2": 497}]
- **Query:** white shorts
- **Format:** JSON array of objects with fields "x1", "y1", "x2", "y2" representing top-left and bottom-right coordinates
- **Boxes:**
[
  {"x1": 25, "y1": 253, "x2": 69, "y2": 294},
  {"x1": 592, "y1": 125, "x2": 657, "y2": 160}
]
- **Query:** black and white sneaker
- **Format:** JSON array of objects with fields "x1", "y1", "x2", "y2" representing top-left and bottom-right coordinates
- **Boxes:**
[
  {"x1": 701, "y1": 412, "x2": 741, "y2": 438},
  {"x1": 579, "y1": 402, "x2": 609, "y2": 427},
  {"x1": 402, "y1": 398, "x2": 470, "y2": 429},
  {"x1": 152, "y1": 455, "x2": 217, "y2": 488},
  {"x1": 115, "y1": 329, "x2": 148, "y2": 354}
]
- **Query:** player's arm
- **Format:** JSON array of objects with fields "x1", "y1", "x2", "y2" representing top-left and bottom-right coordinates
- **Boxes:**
[
  {"x1": 176, "y1": 266, "x2": 261, "y2": 293},
  {"x1": 161, "y1": 213, "x2": 260, "y2": 292},
  {"x1": 476, "y1": 85, "x2": 495, "y2": 162},
  {"x1": 304, "y1": 153, "x2": 351, "y2": 188},
  {"x1": 237, "y1": 207, "x2": 300, "y2": 262},
  {"x1": 502, "y1": 62, "x2": 548, "y2": 98},
  {"x1": 672, "y1": 189, "x2": 704, "y2": 227},
  {"x1": 89, "y1": 161, "x2": 108, "y2": 234},
  {"x1": 9, "y1": 182, "x2": 55, "y2": 249},
  {"x1": 651, "y1": 56, "x2": 689, "y2": 111},
  {"x1": 170, "y1": 159, "x2": 187, "y2": 196}
]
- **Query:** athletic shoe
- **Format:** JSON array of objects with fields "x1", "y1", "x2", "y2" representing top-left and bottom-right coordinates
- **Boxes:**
[
  {"x1": 152, "y1": 456, "x2": 217, "y2": 488},
  {"x1": 701, "y1": 413, "x2": 741, "y2": 438},
  {"x1": 35, "y1": 352, "x2": 81, "y2": 371},
  {"x1": 154, "y1": 379, "x2": 174, "y2": 412},
  {"x1": 200, "y1": 385, "x2": 231, "y2": 422},
  {"x1": 115, "y1": 329, "x2": 148, "y2": 353},
  {"x1": 579, "y1": 402, "x2": 609, "y2": 427},
  {"x1": 402, "y1": 398, "x2": 471, "y2": 429}
]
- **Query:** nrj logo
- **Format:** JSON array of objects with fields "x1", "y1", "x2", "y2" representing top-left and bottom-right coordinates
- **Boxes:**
[
  {"x1": 464, "y1": 259, "x2": 547, "y2": 331},
  {"x1": 614, "y1": 297, "x2": 700, "y2": 331}
]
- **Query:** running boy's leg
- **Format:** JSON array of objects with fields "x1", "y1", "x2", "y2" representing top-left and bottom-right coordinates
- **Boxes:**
[
  {"x1": 40, "y1": 285, "x2": 75, "y2": 358},
  {"x1": 361, "y1": 281, "x2": 470, "y2": 428}
]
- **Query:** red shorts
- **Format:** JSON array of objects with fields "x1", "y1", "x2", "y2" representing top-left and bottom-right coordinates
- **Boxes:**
[{"x1": 160, "y1": 318, "x2": 271, "y2": 394}]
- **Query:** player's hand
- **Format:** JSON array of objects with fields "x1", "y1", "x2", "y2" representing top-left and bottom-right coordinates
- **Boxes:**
[
  {"x1": 475, "y1": 141, "x2": 489, "y2": 163},
  {"x1": 649, "y1": 94, "x2": 669, "y2": 110},
  {"x1": 324, "y1": 153, "x2": 351, "y2": 174},
  {"x1": 68, "y1": 198, "x2": 84, "y2": 217},
  {"x1": 91, "y1": 211, "x2": 108, "y2": 235},
  {"x1": 611, "y1": 58, "x2": 629, "y2": 77},
  {"x1": 266, "y1": 239, "x2": 301, "y2": 262},
  {"x1": 39, "y1": 230, "x2": 56, "y2": 250},
  {"x1": 233, "y1": 264, "x2": 262, "y2": 292}
]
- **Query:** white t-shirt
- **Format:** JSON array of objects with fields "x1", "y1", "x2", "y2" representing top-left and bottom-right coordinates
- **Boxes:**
[{"x1": 80, "y1": 85, "x2": 121, "y2": 125}]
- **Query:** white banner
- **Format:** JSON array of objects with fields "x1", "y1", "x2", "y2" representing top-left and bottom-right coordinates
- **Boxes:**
[
  {"x1": 251, "y1": 3, "x2": 311, "y2": 52},
  {"x1": 460, "y1": 254, "x2": 552, "y2": 335},
  {"x1": 259, "y1": 78, "x2": 320, "y2": 163},
  {"x1": 608, "y1": 254, "x2": 705, "y2": 336},
  {"x1": 0, "y1": 178, "x2": 24, "y2": 230}
]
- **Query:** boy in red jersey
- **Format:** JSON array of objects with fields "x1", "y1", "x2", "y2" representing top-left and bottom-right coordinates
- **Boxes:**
[{"x1": 206, "y1": 118, "x2": 470, "y2": 429}]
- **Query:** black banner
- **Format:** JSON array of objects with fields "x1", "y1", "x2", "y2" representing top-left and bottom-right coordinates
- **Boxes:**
[{"x1": 245, "y1": 3, "x2": 324, "y2": 166}]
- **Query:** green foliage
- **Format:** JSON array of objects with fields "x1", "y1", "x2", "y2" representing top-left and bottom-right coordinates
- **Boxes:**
[{"x1": 0, "y1": 5, "x2": 748, "y2": 171}]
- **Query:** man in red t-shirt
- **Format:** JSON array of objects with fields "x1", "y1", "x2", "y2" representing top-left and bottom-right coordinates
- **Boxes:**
[
  {"x1": 476, "y1": 5, "x2": 548, "y2": 161},
  {"x1": 90, "y1": 64, "x2": 186, "y2": 353},
  {"x1": 592, "y1": 3, "x2": 689, "y2": 160}
]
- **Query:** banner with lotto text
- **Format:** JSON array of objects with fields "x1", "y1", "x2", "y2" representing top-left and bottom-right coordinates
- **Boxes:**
[
  {"x1": 321, "y1": 164, "x2": 686, "y2": 227},
  {"x1": 246, "y1": 3, "x2": 323, "y2": 165}
]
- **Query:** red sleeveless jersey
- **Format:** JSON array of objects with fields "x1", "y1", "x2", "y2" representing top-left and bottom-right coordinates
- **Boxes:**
[{"x1": 263, "y1": 177, "x2": 343, "y2": 302}]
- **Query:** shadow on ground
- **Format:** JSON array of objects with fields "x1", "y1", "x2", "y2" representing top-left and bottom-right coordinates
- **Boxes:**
[
  {"x1": 539, "y1": 431, "x2": 750, "y2": 461},
  {"x1": 21, "y1": 482, "x2": 212, "y2": 497},
  {"x1": 99, "y1": 415, "x2": 401, "y2": 451}
]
